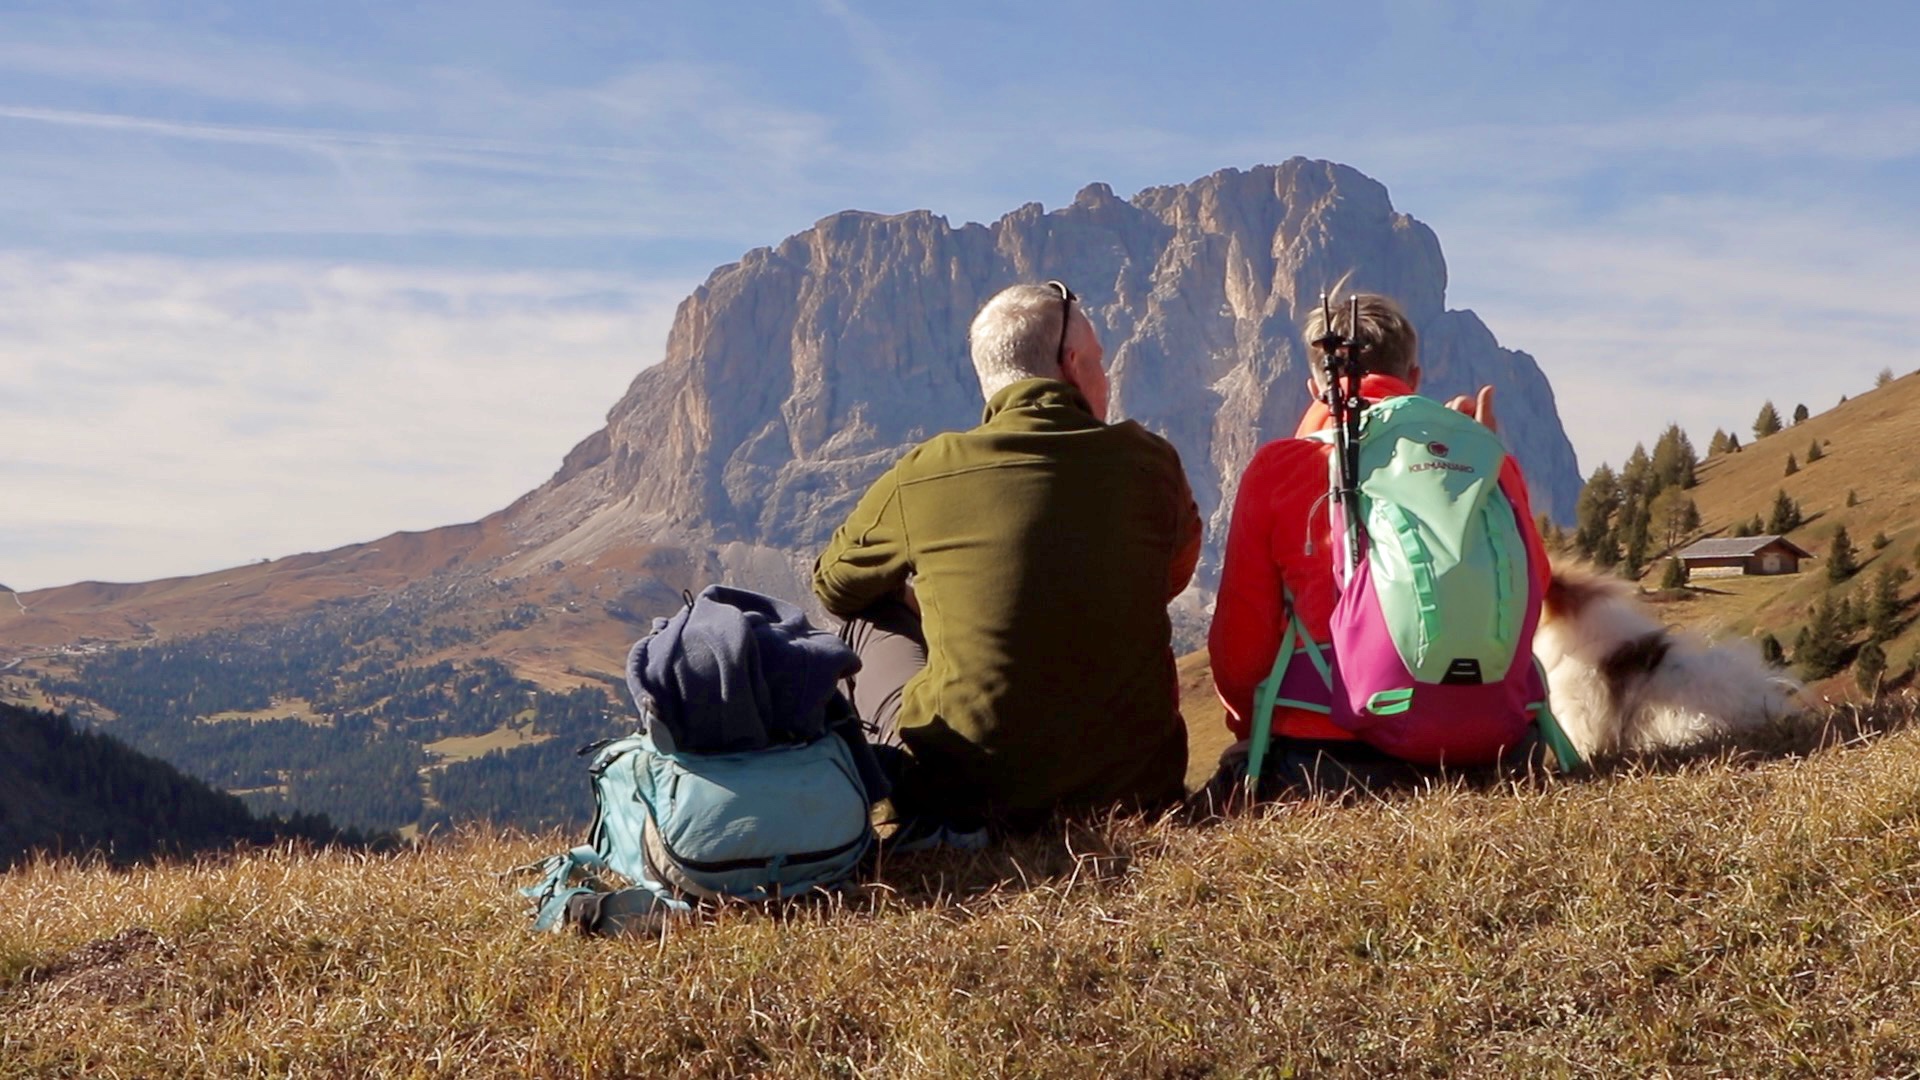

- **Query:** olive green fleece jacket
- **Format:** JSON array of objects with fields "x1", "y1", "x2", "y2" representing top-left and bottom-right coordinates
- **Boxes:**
[{"x1": 813, "y1": 378, "x2": 1203, "y2": 818}]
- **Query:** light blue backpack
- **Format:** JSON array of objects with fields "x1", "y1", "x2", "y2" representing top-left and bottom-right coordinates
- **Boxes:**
[
  {"x1": 522, "y1": 724, "x2": 875, "y2": 930},
  {"x1": 522, "y1": 586, "x2": 882, "y2": 932}
]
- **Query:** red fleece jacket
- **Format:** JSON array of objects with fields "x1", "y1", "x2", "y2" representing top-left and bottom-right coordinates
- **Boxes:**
[{"x1": 1209, "y1": 374, "x2": 1550, "y2": 742}]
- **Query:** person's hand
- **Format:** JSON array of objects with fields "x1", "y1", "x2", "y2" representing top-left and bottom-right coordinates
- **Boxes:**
[{"x1": 1445, "y1": 385, "x2": 1498, "y2": 433}]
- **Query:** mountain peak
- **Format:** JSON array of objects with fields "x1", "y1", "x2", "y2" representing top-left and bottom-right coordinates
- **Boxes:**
[{"x1": 506, "y1": 161, "x2": 1579, "y2": 598}]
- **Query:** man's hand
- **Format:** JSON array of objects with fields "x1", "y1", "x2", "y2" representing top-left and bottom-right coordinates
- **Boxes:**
[{"x1": 1445, "y1": 385, "x2": 1498, "y2": 434}]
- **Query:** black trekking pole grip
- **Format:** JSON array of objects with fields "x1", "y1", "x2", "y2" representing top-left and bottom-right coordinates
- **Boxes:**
[{"x1": 1313, "y1": 292, "x2": 1366, "y2": 571}]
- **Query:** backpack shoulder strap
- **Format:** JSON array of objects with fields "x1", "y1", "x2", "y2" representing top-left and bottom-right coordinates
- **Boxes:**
[
  {"x1": 520, "y1": 845, "x2": 609, "y2": 932},
  {"x1": 1528, "y1": 656, "x2": 1585, "y2": 772},
  {"x1": 1243, "y1": 587, "x2": 1333, "y2": 798}
]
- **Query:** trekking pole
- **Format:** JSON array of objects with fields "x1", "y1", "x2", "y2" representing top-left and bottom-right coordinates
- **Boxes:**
[{"x1": 1311, "y1": 293, "x2": 1366, "y2": 572}]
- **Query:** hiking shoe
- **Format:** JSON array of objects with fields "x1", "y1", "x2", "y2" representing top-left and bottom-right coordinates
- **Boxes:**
[{"x1": 883, "y1": 816, "x2": 990, "y2": 855}]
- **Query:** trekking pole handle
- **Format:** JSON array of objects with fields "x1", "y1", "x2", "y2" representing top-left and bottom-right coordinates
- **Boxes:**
[{"x1": 1311, "y1": 292, "x2": 1367, "y2": 570}]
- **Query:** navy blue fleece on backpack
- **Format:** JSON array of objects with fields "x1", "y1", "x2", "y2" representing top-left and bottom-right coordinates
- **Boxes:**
[{"x1": 626, "y1": 585, "x2": 860, "y2": 753}]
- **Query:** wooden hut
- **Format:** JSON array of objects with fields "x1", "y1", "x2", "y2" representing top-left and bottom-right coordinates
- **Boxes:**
[{"x1": 1673, "y1": 535, "x2": 1813, "y2": 578}]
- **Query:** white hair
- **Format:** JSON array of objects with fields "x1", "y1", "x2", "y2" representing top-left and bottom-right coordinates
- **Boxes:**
[{"x1": 968, "y1": 284, "x2": 1073, "y2": 399}]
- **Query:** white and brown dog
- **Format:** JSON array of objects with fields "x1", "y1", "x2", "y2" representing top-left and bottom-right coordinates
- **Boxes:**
[{"x1": 1533, "y1": 562, "x2": 1806, "y2": 761}]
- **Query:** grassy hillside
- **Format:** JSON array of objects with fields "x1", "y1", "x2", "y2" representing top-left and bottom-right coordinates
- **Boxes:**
[
  {"x1": 1617, "y1": 370, "x2": 1920, "y2": 691},
  {"x1": 4, "y1": 705, "x2": 1917, "y2": 1077}
]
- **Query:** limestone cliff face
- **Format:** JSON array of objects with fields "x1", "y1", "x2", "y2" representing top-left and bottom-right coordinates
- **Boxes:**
[{"x1": 505, "y1": 159, "x2": 1581, "y2": 588}]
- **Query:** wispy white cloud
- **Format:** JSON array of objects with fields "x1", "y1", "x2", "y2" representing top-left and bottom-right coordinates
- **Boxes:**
[
  {"x1": 0, "y1": 103, "x2": 627, "y2": 161},
  {"x1": 0, "y1": 33, "x2": 404, "y2": 111},
  {"x1": 816, "y1": 0, "x2": 936, "y2": 121},
  {"x1": 2, "y1": 254, "x2": 689, "y2": 590},
  {"x1": 1439, "y1": 192, "x2": 1920, "y2": 472},
  {"x1": 0, "y1": 24, "x2": 853, "y2": 245},
  {"x1": 0, "y1": 101, "x2": 840, "y2": 243}
]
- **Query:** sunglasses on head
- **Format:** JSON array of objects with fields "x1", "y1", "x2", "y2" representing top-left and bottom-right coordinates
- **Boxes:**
[{"x1": 1045, "y1": 280, "x2": 1077, "y2": 370}]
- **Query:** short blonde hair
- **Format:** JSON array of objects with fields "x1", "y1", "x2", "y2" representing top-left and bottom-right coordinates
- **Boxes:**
[
  {"x1": 968, "y1": 284, "x2": 1071, "y2": 399},
  {"x1": 1302, "y1": 292, "x2": 1418, "y2": 385}
]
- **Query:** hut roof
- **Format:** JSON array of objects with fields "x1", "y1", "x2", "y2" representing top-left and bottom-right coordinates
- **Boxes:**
[{"x1": 1673, "y1": 535, "x2": 1814, "y2": 561}]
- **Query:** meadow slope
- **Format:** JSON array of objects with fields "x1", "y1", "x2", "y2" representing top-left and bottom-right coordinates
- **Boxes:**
[
  {"x1": 5, "y1": 706, "x2": 1920, "y2": 1078},
  {"x1": 1608, "y1": 367, "x2": 1920, "y2": 694}
]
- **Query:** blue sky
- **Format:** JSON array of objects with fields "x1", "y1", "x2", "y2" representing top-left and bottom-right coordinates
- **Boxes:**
[{"x1": 4, "y1": 0, "x2": 1917, "y2": 590}]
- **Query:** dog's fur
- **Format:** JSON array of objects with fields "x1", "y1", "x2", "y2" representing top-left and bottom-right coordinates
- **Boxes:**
[{"x1": 1533, "y1": 562, "x2": 1805, "y2": 760}]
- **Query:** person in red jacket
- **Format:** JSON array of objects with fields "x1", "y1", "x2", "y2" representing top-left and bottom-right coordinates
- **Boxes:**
[{"x1": 1207, "y1": 292, "x2": 1551, "y2": 797}]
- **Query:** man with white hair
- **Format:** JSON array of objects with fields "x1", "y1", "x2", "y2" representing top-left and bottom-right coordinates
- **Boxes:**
[{"x1": 813, "y1": 281, "x2": 1202, "y2": 834}]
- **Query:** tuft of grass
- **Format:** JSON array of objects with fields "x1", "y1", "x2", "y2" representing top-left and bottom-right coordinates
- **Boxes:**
[{"x1": 6, "y1": 702, "x2": 1920, "y2": 1077}]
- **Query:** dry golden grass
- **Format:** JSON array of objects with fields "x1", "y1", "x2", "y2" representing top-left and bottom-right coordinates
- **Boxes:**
[{"x1": 7, "y1": 704, "x2": 1920, "y2": 1078}]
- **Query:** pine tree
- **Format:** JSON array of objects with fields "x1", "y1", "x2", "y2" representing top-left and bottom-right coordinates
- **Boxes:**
[
  {"x1": 1621, "y1": 501, "x2": 1652, "y2": 576},
  {"x1": 1784, "y1": 453, "x2": 1799, "y2": 476},
  {"x1": 1754, "y1": 401, "x2": 1784, "y2": 440},
  {"x1": 1846, "y1": 489, "x2": 1859, "y2": 507},
  {"x1": 1619, "y1": 444, "x2": 1654, "y2": 506},
  {"x1": 1535, "y1": 514, "x2": 1566, "y2": 552},
  {"x1": 1707, "y1": 429, "x2": 1731, "y2": 457},
  {"x1": 1573, "y1": 464, "x2": 1621, "y2": 564},
  {"x1": 1806, "y1": 439, "x2": 1823, "y2": 462},
  {"x1": 1659, "y1": 557, "x2": 1688, "y2": 590},
  {"x1": 1649, "y1": 488, "x2": 1698, "y2": 552},
  {"x1": 1651, "y1": 424, "x2": 1698, "y2": 491},
  {"x1": 1857, "y1": 641, "x2": 1888, "y2": 696},
  {"x1": 1759, "y1": 633, "x2": 1785, "y2": 668},
  {"x1": 1766, "y1": 490, "x2": 1801, "y2": 534},
  {"x1": 1793, "y1": 403, "x2": 1810, "y2": 424},
  {"x1": 1876, "y1": 366, "x2": 1895, "y2": 389},
  {"x1": 1836, "y1": 593, "x2": 1861, "y2": 637},
  {"x1": 1797, "y1": 597, "x2": 1845, "y2": 680},
  {"x1": 1727, "y1": 433, "x2": 1742, "y2": 452},
  {"x1": 1868, "y1": 565, "x2": 1902, "y2": 642},
  {"x1": 1829, "y1": 526, "x2": 1859, "y2": 583}
]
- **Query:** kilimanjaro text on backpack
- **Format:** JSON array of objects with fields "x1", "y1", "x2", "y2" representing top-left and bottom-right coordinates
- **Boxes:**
[
  {"x1": 1244, "y1": 295, "x2": 1582, "y2": 794},
  {"x1": 522, "y1": 586, "x2": 887, "y2": 932}
]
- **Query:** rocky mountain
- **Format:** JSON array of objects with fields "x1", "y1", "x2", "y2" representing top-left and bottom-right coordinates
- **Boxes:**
[{"x1": 497, "y1": 159, "x2": 1578, "y2": 601}]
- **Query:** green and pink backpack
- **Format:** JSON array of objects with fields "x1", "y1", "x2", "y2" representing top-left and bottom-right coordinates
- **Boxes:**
[{"x1": 1246, "y1": 394, "x2": 1578, "y2": 785}]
